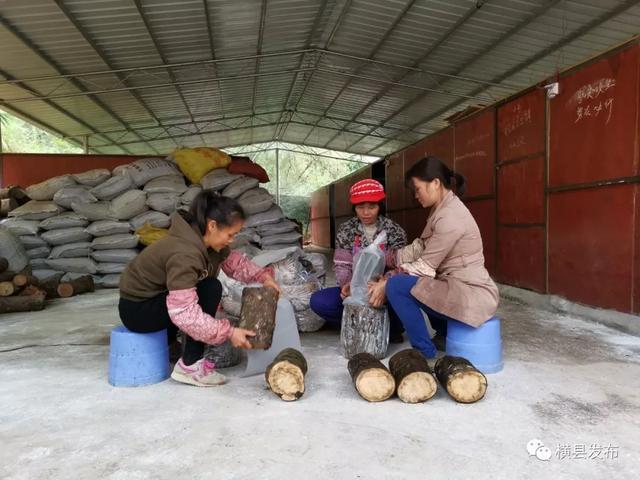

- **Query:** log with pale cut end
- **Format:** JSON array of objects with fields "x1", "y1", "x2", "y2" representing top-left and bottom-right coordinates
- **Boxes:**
[
  {"x1": 40, "y1": 273, "x2": 64, "y2": 299},
  {"x1": 238, "y1": 287, "x2": 278, "y2": 349},
  {"x1": 13, "y1": 274, "x2": 39, "y2": 289},
  {"x1": 0, "y1": 290, "x2": 46, "y2": 313},
  {"x1": 57, "y1": 275, "x2": 95, "y2": 298},
  {"x1": 434, "y1": 355, "x2": 487, "y2": 404},
  {"x1": 0, "y1": 257, "x2": 8, "y2": 274},
  {"x1": 347, "y1": 352, "x2": 396, "y2": 402},
  {"x1": 389, "y1": 349, "x2": 437, "y2": 403},
  {"x1": 0, "y1": 281, "x2": 15, "y2": 297},
  {"x1": 265, "y1": 348, "x2": 308, "y2": 401}
]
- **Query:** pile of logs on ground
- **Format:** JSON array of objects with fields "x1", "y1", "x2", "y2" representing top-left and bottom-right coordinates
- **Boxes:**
[
  {"x1": 0, "y1": 257, "x2": 95, "y2": 313},
  {"x1": 0, "y1": 186, "x2": 29, "y2": 218}
]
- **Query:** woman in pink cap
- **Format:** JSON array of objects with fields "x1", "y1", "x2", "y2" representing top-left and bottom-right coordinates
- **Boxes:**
[{"x1": 310, "y1": 179, "x2": 407, "y2": 342}]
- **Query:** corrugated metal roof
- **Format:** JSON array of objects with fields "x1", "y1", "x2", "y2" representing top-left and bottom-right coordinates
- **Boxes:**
[{"x1": 1, "y1": 0, "x2": 638, "y2": 156}]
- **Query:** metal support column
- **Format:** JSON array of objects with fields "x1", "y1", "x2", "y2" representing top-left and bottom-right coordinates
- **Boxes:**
[{"x1": 275, "y1": 147, "x2": 280, "y2": 205}]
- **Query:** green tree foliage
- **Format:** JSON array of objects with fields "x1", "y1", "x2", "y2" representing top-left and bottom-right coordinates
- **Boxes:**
[{"x1": 0, "y1": 109, "x2": 81, "y2": 153}]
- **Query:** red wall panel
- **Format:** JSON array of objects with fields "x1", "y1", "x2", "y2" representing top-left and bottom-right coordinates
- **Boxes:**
[
  {"x1": 424, "y1": 127, "x2": 454, "y2": 167},
  {"x1": 549, "y1": 45, "x2": 640, "y2": 187},
  {"x1": 549, "y1": 184, "x2": 635, "y2": 312},
  {"x1": 310, "y1": 218, "x2": 331, "y2": 248},
  {"x1": 465, "y1": 199, "x2": 496, "y2": 275},
  {"x1": 497, "y1": 156, "x2": 545, "y2": 225},
  {"x1": 310, "y1": 186, "x2": 330, "y2": 219},
  {"x1": 404, "y1": 207, "x2": 427, "y2": 242},
  {"x1": 497, "y1": 226, "x2": 546, "y2": 292},
  {"x1": 498, "y1": 89, "x2": 546, "y2": 163},
  {"x1": 454, "y1": 109, "x2": 496, "y2": 198},
  {"x1": 334, "y1": 178, "x2": 351, "y2": 217},
  {"x1": 2, "y1": 153, "x2": 142, "y2": 187},
  {"x1": 385, "y1": 152, "x2": 405, "y2": 211},
  {"x1": 403, "y1": 139, "x2": 427, "y2": 168}
]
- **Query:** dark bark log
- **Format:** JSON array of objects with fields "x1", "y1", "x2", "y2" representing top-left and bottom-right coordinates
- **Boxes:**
[
  {"x1": 265, "y1": 348, "x2": 308, "y2": 401},
  {"x1": 57, "y1": 275, "x2": 95, "y2": 298},
  {"x1": 0, "y1": 257, "x2": 8, "y2": 274},
  {"x1": 238, "y1": 287, "x2": 278, "y2": 349},
  {"x1": 340, "y1": 303, "x2": 389, "y2": 360},
  {"x1": 434, "y1": 355, "x2": 487, "y2": 404},
  {"x1": 11, "y1": 187, "x2": 30, "y2": 206},
  {"x1": 347, "y1": 352, "x2": 395, "y2": 402},
  {"x1": 40, "y1": 273, "x2": 64, "y2": 299},
  {"x1": 389, "y1": 349, "x2": 437, "y2": 403},
  {"x1": 13, "y1": 274, "x2": 39, "y2": 289},
  {"x1": 0, "y1": 291, "x2": 46, "y2": 313},
  {"x1": 0, "y1": 281, "x2": 15, "y2": 297}
]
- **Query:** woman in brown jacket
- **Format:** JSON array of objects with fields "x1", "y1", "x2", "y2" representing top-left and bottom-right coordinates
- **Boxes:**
[
  {"x1": 119, "y1": 191, "x2": 280, "y2": 387},
  {"x1": 368, "y1": 156, "x2": 499, "y2": 358}
]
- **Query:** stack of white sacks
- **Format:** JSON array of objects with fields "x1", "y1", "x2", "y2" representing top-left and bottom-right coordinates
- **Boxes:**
[
  {"x1": 198, "y1": 168, "x2": 302, "y2": 252},
  {"x1": 3, "y1": 159, "x2": 180, "y2": 286},
  {"x1": 3, "y1": 157, "x2": 303, "y2": 290}
]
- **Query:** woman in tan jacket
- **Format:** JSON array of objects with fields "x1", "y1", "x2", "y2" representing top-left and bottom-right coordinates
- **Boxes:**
[{"x1": 368, "y1": 156, "x2": 499, "y2": 358}]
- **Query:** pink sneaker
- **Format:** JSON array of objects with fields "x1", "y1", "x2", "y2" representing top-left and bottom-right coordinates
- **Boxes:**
[{"x1": 170, "y1": 358, "x2": 227, "y2": 387}]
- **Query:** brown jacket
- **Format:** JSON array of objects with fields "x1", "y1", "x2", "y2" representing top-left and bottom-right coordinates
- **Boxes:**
[
  {"x1": 120, "y1": 211, "x2": 229, "y2": 301},
  {"x1": 396, "y1": 190, "x2": 499, "y2": 327}
]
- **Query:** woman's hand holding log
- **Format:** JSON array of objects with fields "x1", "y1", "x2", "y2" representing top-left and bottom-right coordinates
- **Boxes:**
[{"x1": 230, "y1": 328, "x2": 256, "y2": 349}]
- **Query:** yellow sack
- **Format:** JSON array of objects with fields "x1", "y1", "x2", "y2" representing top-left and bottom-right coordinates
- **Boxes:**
[
  {"x1": 136, "y1": 222, "x2": 169, "y2": 246},
  {"x1": 173, "y1": 147, "x2": 231, "y2": 184}
]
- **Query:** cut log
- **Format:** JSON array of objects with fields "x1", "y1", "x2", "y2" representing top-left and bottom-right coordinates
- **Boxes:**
[
  {"x1": 265, "y1": 348, "x2": 308, "y2": 401},
  {"x1": 389, "y1": 349, "x2": 437, "y2": 403},
  {"x1": 0, "y1": 198, "x2": 18, "y2": 217},
  {"x1": 40, "y1": 273, "x2": 64, "y2": 299},
  {"x1": 340, "y1": 303, "x2": 389, "y2": 359},
  {"x1": 0, "y1": 257, "x2": 9, "y2": 274},
  {"x1": 13, "y1": 274, "x2": 39, "y2": 289},
  {"x1": 19, "y1": 285, "x2": 46, "y2": 297},
  {"x1": 57, "y1": 275, "x2": 95, "y2": 298},
  {"x1": 238, "y1": 287, "x2": 278, "y2": 349},
  {"x1": 434, "y1": 355, "x2": 487, "y2": 404},
  {"x1": 0, "y1": 266, "x2": 32, "y2": 283},
  {"x1": 0, "y1": 281, "x2": 15, "y2": 297},
  {"x1": 347, "y1": 352, "x2": 395, "y2": 402},
  {"x1": 0, "y1": 291, "x2": 46, "y2": 313}
]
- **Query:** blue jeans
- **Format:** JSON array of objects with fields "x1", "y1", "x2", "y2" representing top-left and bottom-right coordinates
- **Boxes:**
[
  {"x1": 309, "y1": 286, "x2": 404, "y2": 335},
  {"x1": 385, "y1": 274, "x2": 451, "y2": 358}
]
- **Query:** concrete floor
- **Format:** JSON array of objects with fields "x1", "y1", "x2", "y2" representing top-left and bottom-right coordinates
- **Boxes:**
[{"x1": 1, "y1": 288, "x2": 639, "y2": 479}]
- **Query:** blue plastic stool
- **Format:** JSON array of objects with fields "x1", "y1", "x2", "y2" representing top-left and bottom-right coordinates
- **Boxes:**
[
  {"x1": 446, "y1": 316, "x2": 503, "y2": 374},
  {"x1": 108, "y1": 326, "x2": 170, "y2": 387}
]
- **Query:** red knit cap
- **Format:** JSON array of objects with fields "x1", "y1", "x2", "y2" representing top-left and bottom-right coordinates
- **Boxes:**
[{"x1": 349, "y1": 179, "x2": 386, "y2": 204}]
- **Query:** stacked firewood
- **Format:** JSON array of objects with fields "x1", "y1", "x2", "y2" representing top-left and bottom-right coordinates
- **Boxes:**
[
  {"x1": 0, "y1": 186, "x2": 29, "y2": 218},
  {"x1": 0, "y1": 256, "x2": 94, "y2": 313}
]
